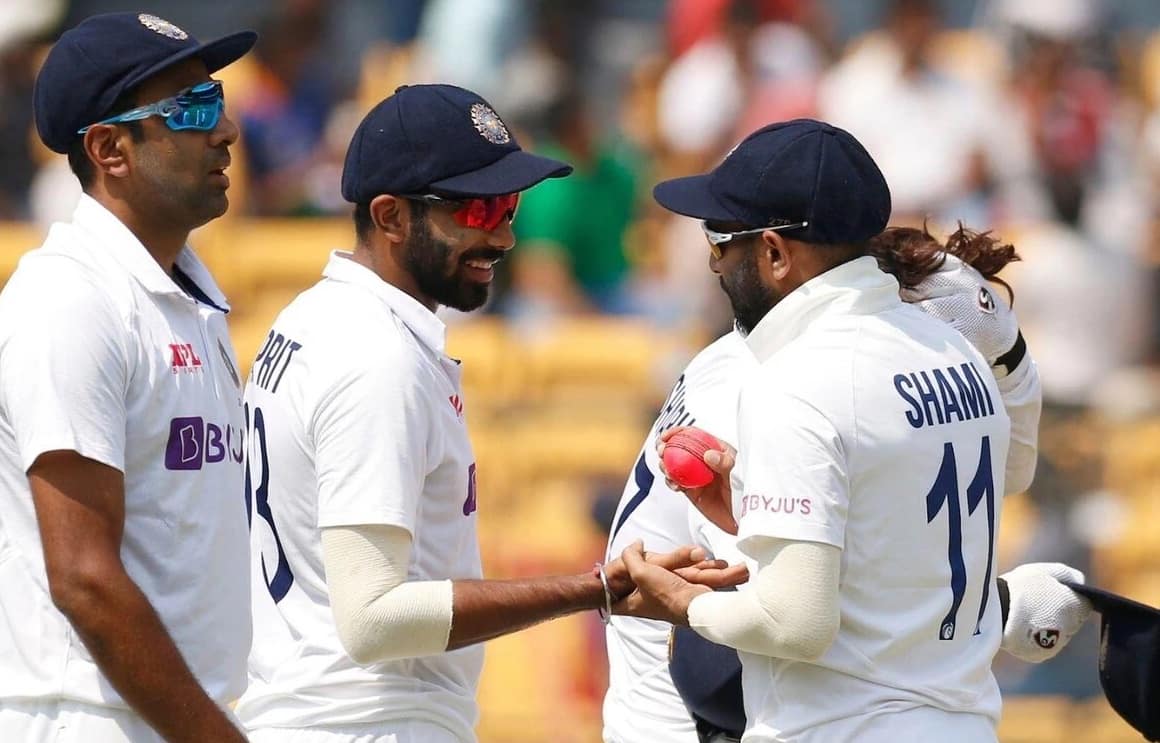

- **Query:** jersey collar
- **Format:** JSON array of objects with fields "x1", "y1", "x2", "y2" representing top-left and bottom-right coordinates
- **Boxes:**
[
  {"x1": 745, "y1": 255, "x2": 901, "y2": 363},
  {"x1": 72, "y1": 194, "x2": 230, "y2": 311},
  {"x1": 322, "y1": 251, "x2": 447, "y2": 355}
]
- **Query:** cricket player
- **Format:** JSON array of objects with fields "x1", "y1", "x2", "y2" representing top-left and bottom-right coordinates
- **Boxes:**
[
  {"x1": 0, "y1": 13, "x2": 255, "y2": 743},
  {"x1": 235, "y1": 84, "x2": 745, "y2": 743},
  {"x1": 602, "y1": 225, "x2": 1092, "y2": 743},
  {"x1": 613, "y1": 119, "x2": 1033, "y2": 742}
]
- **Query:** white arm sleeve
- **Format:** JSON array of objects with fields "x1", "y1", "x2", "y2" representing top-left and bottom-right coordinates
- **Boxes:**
[
  {"x1": 996, "y1": 354, "x2": 1042, "y2": 495},
  {"x1": 686, "y1": 537, "x2": 840, "y2": 662},
  {"x1": 321, "y1": 524, "x2": 453, "y2": 665}
]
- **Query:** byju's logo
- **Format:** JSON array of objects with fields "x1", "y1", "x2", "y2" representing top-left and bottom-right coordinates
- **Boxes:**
[{"x1": 164, "y1": 417, "x2": 244, "y2": 470}]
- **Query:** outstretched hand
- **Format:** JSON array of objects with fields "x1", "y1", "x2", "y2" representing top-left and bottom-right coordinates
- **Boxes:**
[
  {"x1": 611, "y1": 540, "x2": 712, "y2": 625},
  {"x1": 657, "y1": 426, "x2": 739, "y2": 534},
  {"x1": 603, "y1": 543, "x2": 749, "y2": 599}
]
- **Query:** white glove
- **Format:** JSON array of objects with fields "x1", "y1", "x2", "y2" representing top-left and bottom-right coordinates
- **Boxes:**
[
  {"x1": 901, "y1": 253, "x2": 1020, "y2": 369},
  {"x1": 1000, "y1": 562, "x2": 1093, "y2": 663}
]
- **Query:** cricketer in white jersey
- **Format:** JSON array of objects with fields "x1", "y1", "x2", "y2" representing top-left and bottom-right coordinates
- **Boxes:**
[
  {"x1": 236, "y1": 84, "x2": 745, "y2": 743},
  {"x1": 613, "y1": 119, "x2": 1040, "y2": 743},
  {"x1": 236, "y1": 251, "x2": 484, "y2": 742},
  {"x1": 602, "y1": 250, "x2": 1088, "y2": 743},
  {"x1": 0, "y1": 13, "x2": 257, "y2": 742},
  {"x1": 602, "y1": 332, "x2": 751, "y2": 743},
  {"x1": 0, "y1": 198, "x2": 250, "y2": 735}
]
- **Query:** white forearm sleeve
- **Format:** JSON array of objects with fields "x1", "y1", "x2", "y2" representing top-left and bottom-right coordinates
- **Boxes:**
[
  {"x1": 686, "y1": 538, "x2": 840, "y2": 662},
  {"x1": 321, "y1": 525, "x2": 453, "y2": 665},
  {"x1": 996, "y1": 355, "x2": 1042, "y2": 495}
]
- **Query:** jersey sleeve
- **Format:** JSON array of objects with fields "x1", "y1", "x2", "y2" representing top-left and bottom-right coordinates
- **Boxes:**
[
  {"x1": 996, "y1": 355, "x2": 1041, "y2": 495},
  {"x1": 0, "y1": 265, "x2": 129, "y2": 472},
  {"x1": 309, "y1": 333, "x2": 431, "y2": 532},
  {"x1": 734, "y1": 379, "x2": 850, "y2": 557}
]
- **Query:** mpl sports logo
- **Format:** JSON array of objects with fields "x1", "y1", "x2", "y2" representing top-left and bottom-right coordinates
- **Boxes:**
[
  {"x1": 164, "y1": 416, "x2": 244, "y2": 470},
  {"x1": 169, "y1": 343, "x2": 203, "y2": 374}
]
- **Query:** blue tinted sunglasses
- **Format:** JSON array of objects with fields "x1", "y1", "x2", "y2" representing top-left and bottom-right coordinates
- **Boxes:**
[{"x1": 77, "y1": 80, "x2": 225, "y2": 135}]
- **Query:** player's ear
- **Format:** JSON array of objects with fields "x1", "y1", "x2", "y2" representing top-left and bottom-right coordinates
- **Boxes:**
[
  {"x1": 762, "y1": 230, "x2": 793, "y2": 282},
  {"x1": 85, "y1": 125, "x2": 130, "y2": 180},
  {"x1": 369, "y1": 195, "x2": 405, "y2": 245}
]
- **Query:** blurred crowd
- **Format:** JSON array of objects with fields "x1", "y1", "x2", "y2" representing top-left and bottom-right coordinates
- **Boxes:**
[
  {"x1": 4, "y1": 0, "x2": 1160, "y2": 368},
  {"x1": 3, "y1": 0, "x2": 1160, "y2": 711}
]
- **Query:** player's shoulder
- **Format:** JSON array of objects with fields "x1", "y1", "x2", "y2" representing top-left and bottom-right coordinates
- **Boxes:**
[
  {"x1": 269, "y1": 279, "x2": 427, "y2": 386},
  {"x1": 1, "y1": 235, "x2": 127, "y2": 326},
  {"x1": 683, "y1": 330, "x2": 753, "y2": 386}
]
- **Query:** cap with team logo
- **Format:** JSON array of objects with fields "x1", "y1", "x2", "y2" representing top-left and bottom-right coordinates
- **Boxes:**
[
  {"x1": 340, "y1": 84, "x2": 573, "y2": 202},
  {"x1": 1064, "y1": 581, "x2": 1160, "y2": 741},
  {"x1": 34, "y1": 12, "x2": 256, "y2": 154},
  {"x1": 653, "y1": 119, "x2": 891, "y2": 244}
]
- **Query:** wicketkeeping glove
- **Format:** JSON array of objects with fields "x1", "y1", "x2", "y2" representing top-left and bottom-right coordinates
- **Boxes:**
[
  {"x1": 901, "y1": 254, "x2": 1021, "y2": 372},
  {"x1": 1000, "y1": 562, "x2": 1093, "y2": 663}
]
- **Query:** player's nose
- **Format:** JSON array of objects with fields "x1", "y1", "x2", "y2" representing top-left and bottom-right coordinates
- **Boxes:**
[{"x1": 486, "y1": 219, "x2": 516, "y2": 251}]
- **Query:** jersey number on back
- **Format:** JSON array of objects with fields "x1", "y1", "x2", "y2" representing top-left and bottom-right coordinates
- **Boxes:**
[
  {"x1": 925, "y1": 436, "x2": 996, "y2": 640},
  {"x1": 245, "y1": 403, "x2": 295, "y2": 602}
]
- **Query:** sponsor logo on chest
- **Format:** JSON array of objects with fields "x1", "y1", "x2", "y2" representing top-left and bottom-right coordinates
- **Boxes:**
[
  {"x1": 164, "y1": 416, "x2": 244, "y2": 470},
  {"x1": 169, "y1": 342, "x2": 203, "y2": 373}
]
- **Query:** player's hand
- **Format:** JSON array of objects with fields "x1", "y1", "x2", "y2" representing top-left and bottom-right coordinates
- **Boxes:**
[
  {"x1": 902, "y1": 254, "x2": 1019, "y2": 369},
  {"x1": 657, "y1": 427, "x2": 739, "y2": 535},
  {"x1": 611, "y1": 540, "x2": 711, "y2": 625},
  {"x1": 1000, "y1": 562, "x2": 1092, "y2": 663},
  {"x1": 603, "y1": 545, "x2": 748, "y2": 598}
]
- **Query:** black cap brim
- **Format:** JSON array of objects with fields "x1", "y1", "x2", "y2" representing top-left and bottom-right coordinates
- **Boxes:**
[
  {"x1": 122, "y1": 30, "x2": 258, "y2": 94},
  {"x1": 430, "y1": 149, "x2": 573, "y2": 197},
  {"x1": 1065, "y1": 581, "x2": 1160, "y2": 617},
  {"x1": 653, "y1": 174, "x2": 740, "y2": 222}
]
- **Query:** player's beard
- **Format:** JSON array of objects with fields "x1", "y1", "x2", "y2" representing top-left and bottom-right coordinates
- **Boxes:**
[
  {"x1": 719, "y1": 248, "x2": 780, "y2": 335},
  {"x1": 404, "y1": 216, "x2": 502, "y2": 312}
]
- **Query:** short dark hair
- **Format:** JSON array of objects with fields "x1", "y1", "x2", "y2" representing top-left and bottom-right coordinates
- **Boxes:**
[
  {"x1": 67, "y1": 87, "x2": 146, "y2": 190},
  {"x1": 353, "y1": 201, "x2": 374, "y2": 243},
  {"x1": 353, "y1": 198, "x2": 428, "y2": 244}
]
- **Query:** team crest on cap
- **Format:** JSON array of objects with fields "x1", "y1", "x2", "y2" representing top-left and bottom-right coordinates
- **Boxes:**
[
  {"x1": 138, "y1": 14, "x2": 188, "y2": 40},
  {"x1": 470, "y1": 103, "x2": 510, "y2": 144}
]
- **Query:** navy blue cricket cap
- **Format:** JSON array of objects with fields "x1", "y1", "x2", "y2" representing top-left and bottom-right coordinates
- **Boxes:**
[
  {"x1": 341, "y1": 84, "x2": 573, "y2": 203},
  {"x1": 1065, "y1": 581, "x2": 1160, "y2": 741},
  {"x1": 654, "y1": 119, "x2": 892, "y2": 244},
  {"x1": 34, "y1": 12, "x2": 257, "y2": 154}
]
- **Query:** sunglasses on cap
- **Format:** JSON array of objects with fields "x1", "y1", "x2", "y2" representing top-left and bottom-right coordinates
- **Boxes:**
[
  {"x1": 402, "y1": 193, "x2": 520, "y2": 232},
  {"x1": 77, "y1": 80, "x2": 225, "y2": 135}
]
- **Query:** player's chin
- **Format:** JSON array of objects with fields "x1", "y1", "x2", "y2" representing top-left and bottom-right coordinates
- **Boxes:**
[{"x1": 443, "y1": 281, "x2": 491, "y2": 312}]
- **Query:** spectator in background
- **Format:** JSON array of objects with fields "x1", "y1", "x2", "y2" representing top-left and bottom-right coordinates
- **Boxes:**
[
  {"x1": 239, "y1": 1, "x2": 342, "y2": 216},
  {"x1": 0, "y1": 38, "x2": 39, "y2": 218},
  {"x1": 0, "y1": 0, "x2": 66, "y2": 218},
  {"x1": 652, "y1": 0, "x2": 831, "y2": 336},
  {"x1": 504, "y1": 85, "x2": 644, "y2": 317},
  {"x1": 818, "y1": 0, "x2": 1043, "y2": 225},
  {"x1": 990, "y1": 0, "x2": 1151, "y2": 261}
]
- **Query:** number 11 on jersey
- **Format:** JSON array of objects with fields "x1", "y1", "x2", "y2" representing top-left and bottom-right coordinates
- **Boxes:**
[{"x1": 925, "y1": 436, "x2": 997, "y2": 640}]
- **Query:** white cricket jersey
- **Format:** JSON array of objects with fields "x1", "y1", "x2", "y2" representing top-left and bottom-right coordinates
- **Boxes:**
[
  {"x1": 733, "y1": 257, "x2": 1010, "y2": 743},
  {"x1": 602, "y1": 332, "x2": 753, "y2": 743},
  {"x1": 235, "y1": 252, "x2": 482, "y2": 741},
  {"x1": 0, "y1": 195, "x2": 250, "y2": 708}
]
